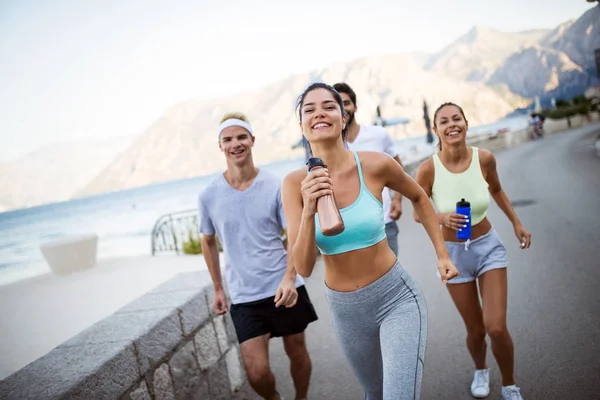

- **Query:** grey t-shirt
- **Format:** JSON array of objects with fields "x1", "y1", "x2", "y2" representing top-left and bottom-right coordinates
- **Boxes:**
[{"x1": 197, "y1": 169, "x2": 304, "y2": 304}]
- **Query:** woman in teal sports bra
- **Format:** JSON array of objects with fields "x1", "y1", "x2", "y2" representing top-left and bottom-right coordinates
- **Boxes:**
[
  {"x1": 414, "y1": 102, "x2": 531, "y2": 400},
  {"x1": 281, "y1": 82, "x2": 459, "y2": 400}
]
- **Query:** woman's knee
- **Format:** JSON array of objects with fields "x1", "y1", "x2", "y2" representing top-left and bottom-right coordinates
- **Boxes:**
[
  {"x1": 466, "y1": 323, "x2": 486, "y2": 342},
  {"x1": 485, "y1": 322, "x2": 509, "y2": 340}
]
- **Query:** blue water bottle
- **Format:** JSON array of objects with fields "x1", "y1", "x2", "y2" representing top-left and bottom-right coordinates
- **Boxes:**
[{"x1": 456, "y1": 198, "x2": 471, "y2": 240}]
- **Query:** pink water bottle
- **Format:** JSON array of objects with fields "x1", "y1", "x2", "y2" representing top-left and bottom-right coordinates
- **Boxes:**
[{"x1": 307, "y1": 157, "x2": 345, "y2": 236}]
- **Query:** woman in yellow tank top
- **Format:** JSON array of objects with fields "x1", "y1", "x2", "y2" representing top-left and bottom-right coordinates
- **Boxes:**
[{"x1": 415, "y1": 103, "x2": 531, "y2": 400}]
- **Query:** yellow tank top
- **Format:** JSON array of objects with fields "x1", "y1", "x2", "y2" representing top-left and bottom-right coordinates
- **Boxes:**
[{"x1": 431, "y1": 147, "x2": 490, "y2": 226}]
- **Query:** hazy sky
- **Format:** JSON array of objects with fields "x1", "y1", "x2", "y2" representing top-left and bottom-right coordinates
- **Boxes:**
[{"x1": 0, "y1": 0, "x2": 595, "y2": 161}]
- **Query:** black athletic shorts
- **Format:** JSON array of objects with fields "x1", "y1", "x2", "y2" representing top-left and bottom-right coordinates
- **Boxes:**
[{"x1": 230, "y1": 285, "x2": 318, "y2": 344}]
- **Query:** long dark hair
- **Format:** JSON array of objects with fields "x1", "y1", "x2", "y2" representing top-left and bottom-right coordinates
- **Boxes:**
[
  {"x1": 433, "y1": 102, "x2": 467, "y2": 150},
  {"x1": 295, "y1": 82, "x2": 349, "y2": 161}
]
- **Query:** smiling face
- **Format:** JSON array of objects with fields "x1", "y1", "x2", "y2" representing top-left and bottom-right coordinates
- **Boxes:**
[
  {"x1": 219, "y1": 126, "x2": 255, "y2": 166},
  {"x1": 299, "y1": 88, "x2": 345, "y2": 145},
  {"x1": 433, "y1": 104, "x2": 469, "y2": 148}
]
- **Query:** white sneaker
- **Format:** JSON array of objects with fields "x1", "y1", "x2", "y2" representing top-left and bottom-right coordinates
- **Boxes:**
[
  {"x1": 470, "y1": 368, "x2": 490, "y2": 398},
  {"x1": 502, "y1": 385, "x2": 524, "y2": 400}
]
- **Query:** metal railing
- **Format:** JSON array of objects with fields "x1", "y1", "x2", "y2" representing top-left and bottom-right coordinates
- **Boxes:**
[{"x1": 150, "y1": 208, "x2": 199, "y2": 255}]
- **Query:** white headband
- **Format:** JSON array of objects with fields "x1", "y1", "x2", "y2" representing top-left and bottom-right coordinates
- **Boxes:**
[{"x1": 218, "y1": 118, "x2": 254, "y2": 137}]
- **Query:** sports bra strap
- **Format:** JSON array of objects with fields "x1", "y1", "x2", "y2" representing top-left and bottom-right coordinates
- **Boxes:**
[{"x1": 352, "y1": 151, "x2": 366, "y2": 189}]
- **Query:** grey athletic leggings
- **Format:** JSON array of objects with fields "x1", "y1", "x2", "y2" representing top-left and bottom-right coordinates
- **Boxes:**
[{"x1": 325, "y1": 260, "x2": 428, "y2": 400}]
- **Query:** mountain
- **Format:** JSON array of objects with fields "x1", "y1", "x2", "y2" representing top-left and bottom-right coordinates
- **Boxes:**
[
  {"x1": 425, "y1": 26, "x2": 550, "y2": 82},
  {"x1": 76, "y1": 53, "x2": 524, "y2": 198},
  {"x1": 77, "y1": 6, "x2": 599, "y2": 198},
  {"x1": 540, "y1": 6, "x2": 600, "y2": 75},
  {"x1": 489, "y1": 6, "x2": 600, "y2": 100},
  {"x1": 488, "y1": 44, "x2": 594, "y2": 100},
  {"x1": 2, "y1": 6, "x2": 598, "y2": 210},
  {"x1": 0, "y1": 136, "x2": 135, "y2": 211},
  {"x1": 427, "y1": 6, "x2": 599, "y2": 100}
]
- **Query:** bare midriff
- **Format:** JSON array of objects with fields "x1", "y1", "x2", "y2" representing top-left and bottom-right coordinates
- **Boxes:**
[
  {"x1": 322, "y1": 239, "x2": 397, "y2": 292},
  {"x1": 442, "y1": 217, "x2": 492, "y2": 242}
]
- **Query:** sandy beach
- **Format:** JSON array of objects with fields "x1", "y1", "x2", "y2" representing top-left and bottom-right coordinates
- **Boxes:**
[{"x1": 0, "y1": 253, "x2": 221, "y2": 380}]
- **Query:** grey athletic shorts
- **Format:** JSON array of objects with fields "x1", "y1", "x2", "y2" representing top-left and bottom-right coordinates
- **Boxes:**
[{"x1": 444, "y1": 229, "x2": 508, "y2": 284}]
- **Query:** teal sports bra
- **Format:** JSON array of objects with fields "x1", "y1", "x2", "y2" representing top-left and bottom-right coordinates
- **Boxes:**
[{"x1": 315, "y1": 151, "x2": 387, "y2": 255}]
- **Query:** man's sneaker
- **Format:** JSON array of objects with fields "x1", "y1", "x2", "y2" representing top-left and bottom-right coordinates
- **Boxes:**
[
  {"x1": 502, "y1": 385, "x2": 524, "y2": 400},
  {"x1": 470, "y1": 368, "x2": 490, "y2": 398}
]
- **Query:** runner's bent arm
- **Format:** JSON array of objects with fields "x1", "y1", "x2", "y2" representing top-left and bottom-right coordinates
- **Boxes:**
[
  {"x1": 282, "y1": 172, "x2": 318, "y2": 277},
  {"x1": 376, "y1": 154, "x2": 449, "y2": 260}
]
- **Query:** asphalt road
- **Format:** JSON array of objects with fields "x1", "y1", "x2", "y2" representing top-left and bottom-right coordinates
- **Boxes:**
[{"x1": 249, "y1": 123, "x2": 600, "y2": 400}]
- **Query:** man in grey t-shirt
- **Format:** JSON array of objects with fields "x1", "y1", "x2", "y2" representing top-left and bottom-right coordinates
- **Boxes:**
[{"x1": 198, "y1": 112, "x2": 317, "y2": 400}]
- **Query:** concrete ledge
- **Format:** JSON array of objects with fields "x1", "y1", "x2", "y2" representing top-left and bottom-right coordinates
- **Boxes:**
[
  {"x1": 0, "y1": 270, "x2": 248, "y2": 400},
  {"x1": 40, "y1": 234, "x2": 98, "y2": 275},
  {"x1": 59, "y1": 307, "x2": 184, "y2": 374},
  {"x1": 0, "y1": 341, "x2": 139, "y2": 399}
]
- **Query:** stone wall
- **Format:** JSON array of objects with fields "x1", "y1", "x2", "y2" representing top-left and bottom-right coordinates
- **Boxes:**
[
  {"x1": 0, "y1": 271, "x2": 251, "y2": 400},
  {"x1": 542, "y1": 113, "x2": 600, "y2": 134}
]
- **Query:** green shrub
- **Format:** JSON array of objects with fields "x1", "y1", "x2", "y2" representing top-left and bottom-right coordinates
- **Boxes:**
[
  {"x1": 182, "y1": 230, "x2": 223, "y2": 255},
  {"x1": 576, "y1": 103, "x2": 590, "y2": 115},
  {"x1": 572, "y1": 95, "x2": 589, "y2": 106},
  {"x1": 182, "y1": 232, "x2": 202, "y2": 254},
  {"x1": 542, "y1": 108, "x2": 570, "y2": 119},
  {"x1": 542, "y1": 103, "x2": 590, "y2": 120},
  {"x1": 281, "y1": 228, "x2": 288, "y2": 249}
]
